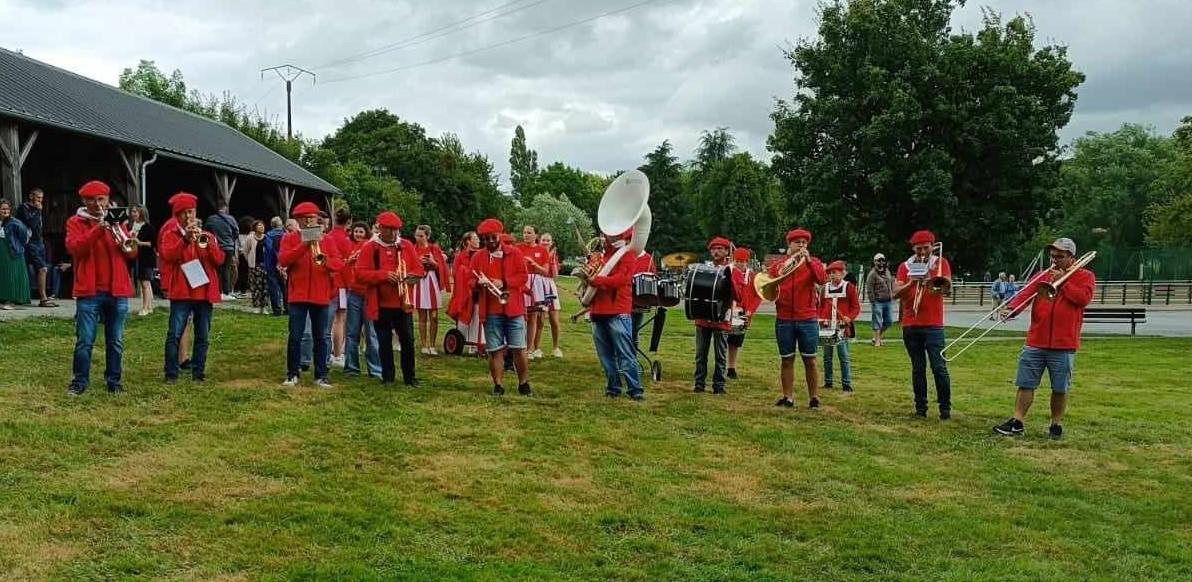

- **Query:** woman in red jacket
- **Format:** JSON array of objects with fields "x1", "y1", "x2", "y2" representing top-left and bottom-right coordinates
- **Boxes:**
[
  {"x1": 342, "y1": 221, "x2": 382, "y2": 378},
  {"x1": 819, "y1": 260, "x2": 861, "y2": 392},
  {"x1": 447, "y1": 231, "x2": 484, "y2": 354},
  {"x1": 158, "y1": 192, "x2": 225, "y2": 383},
  {"x1": 582, "y1": 232, "x2": 642, "y2": 400},
  {"x1": 279, "y1": 202, "x2": 343, "y2": 388},
  {"x1": 994, "y1": 238, "x2": 1096, "y2": 440},
  {"x1": 412, "y1": 224, "x2": 450, "y2": 356}
]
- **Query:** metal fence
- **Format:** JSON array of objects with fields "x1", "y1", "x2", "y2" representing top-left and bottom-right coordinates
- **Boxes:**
[{"x1": 940, "y1": 280, "x2": 1192, "y2": 306}]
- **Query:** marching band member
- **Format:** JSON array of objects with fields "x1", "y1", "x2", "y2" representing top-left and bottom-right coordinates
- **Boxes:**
[
  {"x1": 447, "y1": 231, "x2": 484, "y2": 355},
  {"x1": 158, "y1": 192, "x2": 225, "y2": 383},
  {"x1": 692, "y1": 236, "x2": 742, "y2": 395},
  {"x1": 469, "y1": 219, "x2": 532, "y2": 396},
  {"x1": 893, "y1": 230, "x2": 953, "y2": 419},
  {"x1": 500, "y1": 232, "x2": 518, "y2": 373},
  {"x1": 518, "y1": 225, "x2": 550, "y2": 359},
  {"x1": 630, "y1": 246, "x2": 657, "y2": 347},
  {"x1": 771, "y1": 229, "x2": 827, "y2": 409},
  {"x1": 726, "y1": 247, "x2": 762, "y2": 380},
  {"x1": 342, "y1": 221, "x2": 382, "y2": 378},
  {"x1": 819, "y1": 260, "x2": 860, "y2": 392},
  {"x1": 412, "y1": 224, "x2": 450, "y2": 356},
  {"x1": 355, "y1": 212, "x2": 425, "y2": 387},
  {"x1": 65, "y1": 180, "x2": 138, "y2": 395},
  {"x1": 279, "y1": 202, "x2": 343, "y2": 388},
  {"x1": 532, "y1": 232, "x2": 563, "y2": 358},
  {"x1": 329, "y1": 208, "x2": 354, "y2": 367},
  {"x1": 993, "y1": 238, "x2": 1095, "y2": 440},
  {"x1": 581, "y1": 231, "x2": 642, "y2": 400}
]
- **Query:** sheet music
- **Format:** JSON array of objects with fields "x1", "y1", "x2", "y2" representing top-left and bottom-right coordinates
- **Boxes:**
[{"x1": 181, "y1": 259, "x2": 209, "y2": 289}]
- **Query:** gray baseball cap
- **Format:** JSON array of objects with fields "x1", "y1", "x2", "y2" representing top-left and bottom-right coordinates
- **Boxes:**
[{"x1": 1048, "y1": 238, "x2": 1077, "y2": 255}]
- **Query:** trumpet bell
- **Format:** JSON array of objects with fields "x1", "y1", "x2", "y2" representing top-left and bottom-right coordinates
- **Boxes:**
[
  {"x1": 120, "y1": 239, "x2": 137, "y2": 254},
  {"x1": 197, "y1": 233, "x2": 211, "y2": 249},
  {"x1": 1036, "y1": 282, "x2": 1059, "y2": 300},
  {"x1": 753, "y1": 272, "x2": 780, "y2": 302},
  {"x1": 929, "y1": 276, "x2": 952, "y2": 296}
]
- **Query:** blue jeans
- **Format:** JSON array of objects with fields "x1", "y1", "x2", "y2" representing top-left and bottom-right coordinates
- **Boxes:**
[
  {"x1": 871, "y1": 300, "x2": 894, "y2": 331},
  {"x1": 289, "y1": 303, "x2": 329, "y2": 379},
  {"x1": 72, "y1": 294, "x2": 128, "y2": 391},
  {"x1": 344, "y1": 292, "x2": 381, "y2": 377},
  {"x1": 299, "y1": 306, "x2": 334, "y2": 369},
  {"x1": 591, "y1": 315, "x2": 642, "y2": 397},
  {"x1": 694, "y1": 325, "x2": 727, "y2": 391},
  {"x1": 822, "y1": 338, "x2": 852, "y2": 387},
  {"x1": 165, "y1": 300, "x2": 213, "y2": 380},
  {"x1": 903, "y1": 326, "x2": 951, "y2": 412},
  {"x1": 266, "y1": 271, "x2": 285, "y2": 314}
]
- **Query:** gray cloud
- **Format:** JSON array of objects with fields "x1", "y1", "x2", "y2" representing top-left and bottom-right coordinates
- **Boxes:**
[{"x1": 2, "y1": 0, "x2": 1189, "y2": 186}]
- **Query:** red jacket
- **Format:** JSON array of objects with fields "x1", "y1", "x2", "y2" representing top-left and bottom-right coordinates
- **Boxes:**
[
  {"x1": 354, "y1": 237, "x2": 425, "y2": 321},
  {"x1": 897, "y1": 256, "x2": 952, "y2": 328},
  {"x1": 415, "y1": 243, "x2": 451, "y2": 292},
  {"x1": 769, "y1": 255, "x2": 827, "y2": 320},
  {"x1": 447, "y1": 249, "x2": 477, "y2": 322},
  {"x1": 695, "y1": 260, "x2": 745, "y2": 331},
  {"x1": 634, "y1": 251, "x2": 656, "y2": 275},
  {"x1": 737, "y1": 268, "x2": 763, "y2": 317},
  {"x1": 328, "y1": 226, "x2": 353, "y2": 291},
  {"x1": 1008, "y1": 268, "x2": 1096, "y2": 351},
  {"x1": 588, "y1": 246, "x2": 635, "y2": 316},
  {"x1": 279, "y1": 230, "x2": 344, "y2": 306},
  {"x1": 157, "y1": 218, "x2": 225, "y2": 303},
  {"x1": 467, "y1": 244, "x2": 529, "y2": 322},
  {"x1": 65, "y1": 210, "x2": 136, "y2": 298},
  {"x1": 342, "y1": 238, "x2": 370, "y2": 295},
  {"x1": 818, "y1": 280, "x2": 861, "y2": 323}
]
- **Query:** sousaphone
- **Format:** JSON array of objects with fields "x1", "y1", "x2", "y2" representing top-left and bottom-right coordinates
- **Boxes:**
[{"x1": 578, "y1": 170, "x2": 652, "y2": 306}]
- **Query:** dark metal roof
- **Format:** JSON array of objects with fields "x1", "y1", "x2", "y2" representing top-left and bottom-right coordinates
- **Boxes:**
[{"x1": 0, "y1": 48, "x2": 338, "y2": 194}]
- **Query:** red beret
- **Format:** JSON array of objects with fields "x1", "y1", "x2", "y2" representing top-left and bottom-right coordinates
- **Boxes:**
[
  {"x1": 292, "y1": 202, "x2": 321, "y2": 217},
  {"x1": 733, "y1": 248, "x2": 752, "y2": 261},
  {"x1": 477, "y1": 218, "x2": 504, "y2": 236},
  {"x1": 707, "y1": 236, "x2": 732, "y2": 250},
  {"x1": 78, "y1": 180, "x2": 110, "y2": 198},
  {"x1": 168, "y1": 191, "x2": 197, "y2": 214},
  {"x1": 827, "y1": 260, "x2": 847, "y2": 272},
  {"x1": 786, "y1": 228, "x2": 812, "y2": 243},
  {"x1": 909, "y1": 230, "x2": 936, "y2": 246},
  {"x1": 376, "y1": 211, "x2": 402, "y2": 229}
]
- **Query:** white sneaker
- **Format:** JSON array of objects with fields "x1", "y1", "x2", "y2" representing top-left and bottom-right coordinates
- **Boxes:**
[
  {"x1": 281, "y1": 376, "x2": 299, "y2": 386},
  {"x1": 137, "y1": 309, "x2": 149, "y2": 316},
  {"x1": 531, "y1": 349, "x2": 544, "y2": 360},
  {"x1": 315, "y1": 378, "x2": 333, "y2": 389},
  {"x1": 221, "y1": 293, "x2": 235, "y2": 301},
  {"x1": 421, "y1": 347, "x2": 430, "y2": 355},
  {"x1": 553, "y1": 348, "x2": 563, "y2": 358},
  {"x1": 428, "y1": 347, "x2": 439, "y2": 356}
]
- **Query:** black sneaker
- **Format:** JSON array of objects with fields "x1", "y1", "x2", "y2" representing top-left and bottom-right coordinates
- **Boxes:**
[
  {"x1": 726, "y1": 368, "x2": 738, "y2": 379},
  {"x1": 993, "y1": 418, "x2": 1024, "y2": 436},
  {"x1": 66, "y1": 385, "x2": 85, "y2": 397},
  {"x1": 628, "y1": 392, "x2": 645, "y2": 401},
  {"x1": 809, "y1": 398, "x2": 821, "y2": 410},
  {"x1": 605, "y1": 391, "x2": 620, "y2": 398},
  {"x1": 193, "y1": 376, "x2": 206, "y2": 383},
  {"x1": 915, "y1": 409, "x2": 928, "y2": 418},
  {"x1": 775, "y1": 397, "x2": 794, "y2": 408},
  {"x1": 1049, "y1": 424, "x2": 1063, "y2": 440},
  {"x1": 693, "y1": 385, "x2": 706, "y2": 393},
  {"x1": 180, "y1": 359, "x2": 192, "y2": 370},
  {"x1": 712, "y1": 387, "x2": 726, "y2": 395},
  {"x1": 107, "y1": 384, "x2": 124, "y2": 394},
  {"x1": 939, "y1": 409, "x2": 951, "y2": 420},
  {"x1": 492, "y1": 384, "x2": 505, "y2": 396},
  {"x1": 405, "y1": 379, "x2": 421, "y2": 388},
  {"x1": 517, "y1": 382, "x2": 533, "y2": 396},
  {"x1": 842, "y1": 385, "x2": 854, "y2": 393}
]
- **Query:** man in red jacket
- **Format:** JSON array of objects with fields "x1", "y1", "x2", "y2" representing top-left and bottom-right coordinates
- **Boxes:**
[
  {"x1": 580, "y1": 231, "x2": 642, "y2": 400},
  {"x1": 468, "y1": 218, "x2": 532, "y2": 396},
  {"x1": 693, "y1": 236, "x2": 743, "y2": 395},
  {"x1": 279, "y1": 202, "x2": 343, "y2": 388},
  {"x1": 770, "y1": 229, "x2": 827, "y2": 408},
  {"x1": 355, "y1": 211, "x2": 425, "y2": 387},
  {"x1": 66, "y1": 180, "x2": 138, "y2": 395},
  {"x1": 893, "y1": 230, "x2": 953, "y2": 419},
  {"x1": 158, "y1": 192, "x2": 225, "y2": 383},
  {"x1": 994, "y1": 238, "x2": 1096, "y2": 440},
  {"x1": 819, "y1": 260, "x2": 861, "y2": 392},
  {"x1": 727, "y1": 247, "x2": 761, "y2": 380}
]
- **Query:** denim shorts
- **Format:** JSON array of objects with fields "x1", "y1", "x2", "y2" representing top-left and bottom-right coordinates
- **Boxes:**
[
  {"x1": 484, "y1": 314, "x2": 527, "y2": 351},
  {"x1": 776, "y1": 319, "x2": 819, "y2": 359},
  {"x1": 871, "y1": 300, "x2": 894, "y2": 331},
  {"x1": 25, "y1": 241, "x2": 47, "y2": 270},
  {"x1": 1015, "y1": 346, "x2": 1076, "y2": 393}
]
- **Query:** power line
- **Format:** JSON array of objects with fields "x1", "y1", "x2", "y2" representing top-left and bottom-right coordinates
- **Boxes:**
[
  {"x1": 314, "y1": 0, "x2": 554, "y2": 70},
  {"x1": 321, "y1": 0, "x2": 665, "y2": 84}
]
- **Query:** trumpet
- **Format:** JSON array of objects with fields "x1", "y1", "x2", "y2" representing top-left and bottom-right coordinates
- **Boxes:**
[
  {"x1": 310, "y1": 240, "x2": 326, "y2": 266},
  {"x1": 395, "y1": 253, "x2": 413, "y2": 309},
  {"x1": 110, "y1": 224, "x2": 137, "y2": 254},
  {"x1": 197, "y1": 232, "x2": 211, "y2": 249},
  {"x1": 910, "y1": 242, "x2": 951, "y2": 315},
  {"x1": 473, "y1": 269, "x2": 509, "y2": 304},
  {"x1": 753, "y1": 250, "x2": 808, "y2": 302}
]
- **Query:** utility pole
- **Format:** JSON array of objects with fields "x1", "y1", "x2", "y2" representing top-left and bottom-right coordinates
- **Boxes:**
[{"x1": 260, "y1": 65, "x2": 315, "y2": 139}]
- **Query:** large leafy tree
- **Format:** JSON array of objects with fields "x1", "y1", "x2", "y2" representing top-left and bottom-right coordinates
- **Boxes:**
[
  {"x1": 515, "y1": 194, "x2": 595, "y2": 259},
  {"x1": 525, "y1": 162, "x2": 605, "y2": 218},
  {"x1": 768, "y1": 0, "x2": 1084, "y2": 271},
  {"x1": 1146, "y1": 116, "x2": 1192, "y2": 246},
  {"x1": 639, "y1": 141, "x2": 700, "y2": 254},
  {"x1": 696, "y1": 153, "x2": 783, "y2": 254},
  {"x1": 509, "y1": 125, "x2": 539, "y2": 205}
]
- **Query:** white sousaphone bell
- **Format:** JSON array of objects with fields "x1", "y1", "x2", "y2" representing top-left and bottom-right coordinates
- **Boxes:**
[{"x1": 578, "y1": 169, "x2": 652, "y2": 306}]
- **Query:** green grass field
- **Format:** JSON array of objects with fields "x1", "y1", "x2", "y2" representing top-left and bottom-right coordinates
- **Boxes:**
[{"x1": 1, "y1": 287, "x2": 1190, "y2": 580}]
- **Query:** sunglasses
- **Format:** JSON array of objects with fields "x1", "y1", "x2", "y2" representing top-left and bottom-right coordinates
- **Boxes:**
[{"x1": 481, "y1": 234, "x2": 500, "y2": 242}]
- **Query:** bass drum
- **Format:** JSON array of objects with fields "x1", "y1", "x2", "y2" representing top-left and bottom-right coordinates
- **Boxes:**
[{"x1": 684, "y1": 264, "x2": 733, "y2": 321}]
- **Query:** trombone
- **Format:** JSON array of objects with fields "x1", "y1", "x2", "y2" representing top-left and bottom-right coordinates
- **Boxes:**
[
  {"x1": 942, "y1": 251, "x2": 1096, "y2": 362},
  {"x1": 910, "y1": 242, "x2": 951, "y2": 315}
]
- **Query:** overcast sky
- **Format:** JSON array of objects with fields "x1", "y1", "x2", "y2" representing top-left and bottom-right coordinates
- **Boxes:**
[{"x1": 2, "y1": 0, "x2": 1190, "y2": 186}]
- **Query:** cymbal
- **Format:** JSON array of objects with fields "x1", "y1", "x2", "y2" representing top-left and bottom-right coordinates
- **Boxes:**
[{"x1": 661, "y1": 252, "x2": 699, "y2": 269}]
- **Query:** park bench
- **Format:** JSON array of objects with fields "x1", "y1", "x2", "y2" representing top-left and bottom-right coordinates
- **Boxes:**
[{"x1": 1085, "y1": 307, "x2": 1147, "y2": 336}]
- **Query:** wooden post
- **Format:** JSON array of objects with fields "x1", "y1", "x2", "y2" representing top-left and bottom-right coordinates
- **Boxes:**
[
  {"x1": 118, "y1": 147, "x2": 143, "y2": 205},
  {"x1": 0, "y1": 122, "x2": 37, "y2": 206},
  {"x1": 276, "y1": 184, "x2": 295, "y2": 217},
  {"x1": 212, "y1": 170, "x2": 238, "y2": 209}
]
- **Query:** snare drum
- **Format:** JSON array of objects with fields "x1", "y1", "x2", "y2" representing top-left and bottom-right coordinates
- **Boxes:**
[
  {"x1": 656, "y1": 277, "x2": 682, "y2": 308},
  {"x1": 633, "y1": 273, "x2": 660, "y2": 308},
  {"x1": 818, "y1": 328, "x2": 843, "y2": 346},
  {"x1": 684, "y1": 264, "x2": 733, "y2": 321}
]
